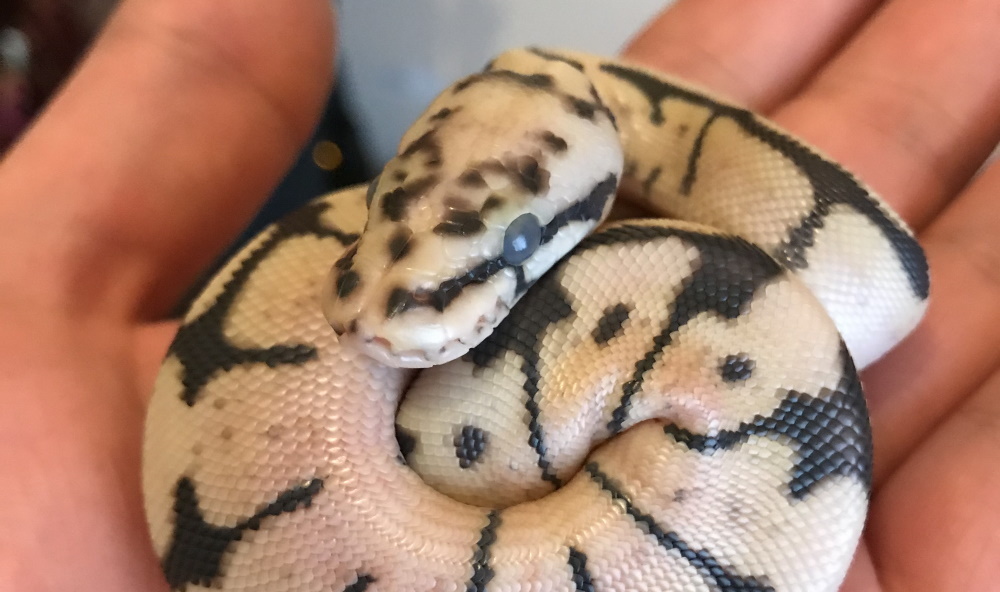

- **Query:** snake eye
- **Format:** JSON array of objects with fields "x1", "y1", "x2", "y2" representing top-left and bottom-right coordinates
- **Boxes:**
[
  {"x1": 503, "y1": 213, "x2": 542, "y2": 265},
  {"x1": 366, "y1": 175, "x2": 381, "y2": 208}
]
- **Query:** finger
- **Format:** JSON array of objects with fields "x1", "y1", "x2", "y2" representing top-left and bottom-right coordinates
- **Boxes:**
[
  {"x1": 772, "y1": 0, "x2": 1000, "y2": 227},
  {"x1": 622, "y1": 0, "x2": 883, "y2": 109},
  {"x1": 0, "y1": 0, "x2": 335, "y2": 319},
  {"x1": 839, "y1": 543, "x2": 880, "y2": 592},
  {"x1": 867, "y1": 367, "x2": 1000, "y2": 590},
  {"x1": 864, "y1": 158, "x2": 1000, "y2": 482}
]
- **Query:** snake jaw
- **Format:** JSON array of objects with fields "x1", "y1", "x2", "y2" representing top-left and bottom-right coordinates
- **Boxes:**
[
  {"x1": 325, "y1": 258, "x2": 515, "y2": 368},
  {"x1": 331, "y1": 296, "x2": 508, "y2": 369}
]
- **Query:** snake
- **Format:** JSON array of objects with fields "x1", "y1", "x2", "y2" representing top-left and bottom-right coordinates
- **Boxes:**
[{"x1": 142, "y1": 48, "x2": 930, "y2": 592}]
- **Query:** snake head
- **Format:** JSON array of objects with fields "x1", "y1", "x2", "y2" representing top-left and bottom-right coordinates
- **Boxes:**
[{"x1": 323, "y1": 65, "x2": 621, "y2": 367}]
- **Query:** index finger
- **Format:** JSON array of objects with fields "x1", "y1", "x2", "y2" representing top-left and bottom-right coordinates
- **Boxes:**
[{"x1": 623, "y1": 0, "x2": 883, "y2": 109}]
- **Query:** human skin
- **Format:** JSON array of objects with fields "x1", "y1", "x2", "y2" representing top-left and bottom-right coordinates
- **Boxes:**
[{"x1": 0, "y1": 1, "x2": 998, "y2": 590}]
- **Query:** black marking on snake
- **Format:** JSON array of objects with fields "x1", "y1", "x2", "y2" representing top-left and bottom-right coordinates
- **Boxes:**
[
  {"x1": 455, "y1": 70, "x2": 555, "y2": 93},
  {"x1": 642, "y1": 166, "x2": 662, "y2": 198},
  {"x1": 600, "y1": 63, "x2": 712, "y2": 124},
  {"x1": 514, "y1": 156, "x2": 550, "y2": 195},
  {"x1": 478, "y1": 155, "x2": 550, "y2": 195},
  {"x1": 566, "y1": 95, "x2": 613, "y2": 125},
  {"x1": 588, "y1": 225, "x2": 783, "y2": 434},
  {"x1": 400, "y1": 129, "x2": 443, "y2": 164},
  {"x1": 567, "y1": 97, "x2": 597, "y2": 120},
  {"x1": 453, "y1": 66, "x2": 613, "y2": 128},
  {"x1": 395, "y1": 423, "x2": 417, "y2": 465},
  {"x1": 466, "y1": 510, "x2": 501, "y2": 592},
  {"x1": 540, "y1": 173, "x2": 616, "y2": 242},
  {"x1": 664, "y1": 344, "x2": 872, "y2": 498},
  {"x1": 466, "y1": 274, "x2": 576, "y2": 487},
  {"x1": 679, "y1": 111, "x2": 722, "y2": 196},
  {"x1": 588, "y1": 83, "x2": 618, "y2": 130},
  {"x1": 388, "y1": 227, "x2": 413, "y2": 262},
  {"x1": 386, "y1": 287, "x2": 419, "y2": 319},
  {"x1": 343, "y1": 574, "x2": 376, "y2": 592},
  {"x1": 481, "y1": 195, "x2": 505, "y2": 214},
  {"x1": 455, "y1": 424, "x2": 490, "y2": 468},
  {"x1": 381, "y1": 175, "x2": 439, "y2": 222},
  {"x1": 592, "y1": 303, "x2": 632, "y2": 346},
  {"x1": 567, "y1": 548, "x2": 596, "y2": 592},
  {"x1": 424, "y1": 258, "x2": 509, "y2": 315},
  {"x1": 459, "y1": 169, "x2": 488, "y2": 188},
  {"x1": 170, "y1": 201, "x2": 358, "y2": 406},
  {"x1": 601, "y1": 62, "x2": 928, "y2": 299},
  {"x1": 381, "y1": 187, "x2": 419, "y2": 222},
  {"x1": 720, "y1": 353, "x2": 755, "y2": 382},
  {"x1": 336, "y1": 270, "x2": 361, "y2": 299},
  {"x1": 334, "y1": 243, "x2": 358, "y2": 270},
  {"x1": 586, "y1": 464, "x2": 775, "y2": 591},
  {"x1": 429, "y1": 106, "x2": 459, "y2": 122},
  {"x1": 539, "y1": 130, "x2": 569, "y2": 153},
  {"x1": 513, "y1": 156, "x2": 549, "y2": 194},
  {"x1": 434, "y1": 209, "x2": 487, "y2": 237},
  {"x1": 527, "y1": 47, "x2": 586, "y2": 72},
  {"x1": 161, "y1": 476, "x2": 324, "y2": 590},
  {"x1": 395, "y1": 174, "x2": 616, "y2": 316},
  {"x1": 514, "y1": 266, "x2": 532, "y2": 297},
  {"x1": 334, "y1": 243, "x2": 362, "y2": 300}
]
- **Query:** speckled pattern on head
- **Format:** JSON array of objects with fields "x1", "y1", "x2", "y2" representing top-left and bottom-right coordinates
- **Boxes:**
[
  {"x1": 323, "y1": 54, "x2": 622, "y2": 368},
  {"x1": 143, "y1": 48, "x2": 928, "y2": 592}
]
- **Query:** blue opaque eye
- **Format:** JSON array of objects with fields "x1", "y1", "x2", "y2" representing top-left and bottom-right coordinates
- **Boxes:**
[
  {"x1": 503, "y1": 213, "x2": 542, "y2": 265},
  {"x1": 366, "y1": 174, "x2": 381, "y2": 208}
]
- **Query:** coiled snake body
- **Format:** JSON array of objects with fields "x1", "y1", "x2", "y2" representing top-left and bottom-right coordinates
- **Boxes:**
[{"x1": 142, "y1": 49, "x2": 929, "y2": 591}]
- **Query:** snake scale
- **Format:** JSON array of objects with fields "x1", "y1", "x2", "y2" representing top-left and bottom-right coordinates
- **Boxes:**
[{"x1": 142, "y1": 49, "x2": 929, "y2": 592}]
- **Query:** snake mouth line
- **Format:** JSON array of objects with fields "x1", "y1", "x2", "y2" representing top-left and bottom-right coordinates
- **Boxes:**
[{"x1": 340, "y1": 298, "x2": 511, "y2": 368}]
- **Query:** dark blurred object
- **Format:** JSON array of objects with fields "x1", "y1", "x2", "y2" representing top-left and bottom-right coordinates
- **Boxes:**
[
  {"x1": 1, "y1": 0, "x2": 117, "y2": 152},
  {"x1": 0, "y1": 0, "x2": 369, "y2": 221},
  {"x1": 0, "y1": 50, "x2": 31, "y2": 150}
]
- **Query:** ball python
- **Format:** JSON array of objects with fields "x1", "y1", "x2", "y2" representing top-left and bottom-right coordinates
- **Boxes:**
[{"x1": 142, "y1": 48, "x2": 929, "y2": 592}]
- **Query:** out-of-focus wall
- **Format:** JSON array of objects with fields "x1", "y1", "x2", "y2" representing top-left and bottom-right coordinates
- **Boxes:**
[{"x1": 337, "y1": 1, "x2": 668, "y2": 167}]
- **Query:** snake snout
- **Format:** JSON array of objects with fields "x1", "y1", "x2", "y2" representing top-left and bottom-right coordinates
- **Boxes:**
[{"x1": 323, "y1": 248, "x2": 515, "y2": 369}]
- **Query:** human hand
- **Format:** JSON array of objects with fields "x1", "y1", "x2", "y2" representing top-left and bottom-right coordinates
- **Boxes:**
[
  {"x1": 3, "y1": 0, "x2": 998, "y2": 590},
  {"x1": 0, "y1": 1, "x2": 335, "y2": 589},
  {"x1": 622, "y1": 1, "x2": 999, "y2": 590}
]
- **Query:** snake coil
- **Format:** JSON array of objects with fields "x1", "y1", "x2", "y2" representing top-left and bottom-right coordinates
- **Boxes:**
[{"x1": 143, "y1": 49, "x2": 928, "y2": 592}]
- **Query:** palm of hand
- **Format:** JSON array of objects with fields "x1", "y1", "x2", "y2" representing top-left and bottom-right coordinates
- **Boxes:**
[{"x1": 1, "y1": 1, "x2": 997, "y2": 591}]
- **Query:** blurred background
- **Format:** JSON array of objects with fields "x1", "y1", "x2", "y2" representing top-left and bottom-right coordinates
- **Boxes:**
[{"x1": 0, "y1": 0, "x2": 667, "y2": 240}]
